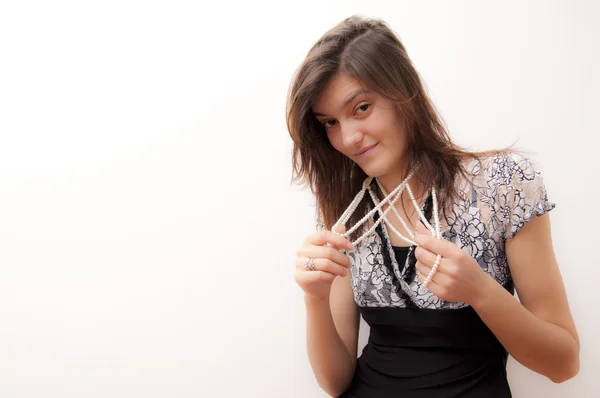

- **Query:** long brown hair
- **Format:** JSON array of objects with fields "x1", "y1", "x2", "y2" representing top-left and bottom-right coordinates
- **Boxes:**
[{"x1": 286, "y1": 15, "x2": 508, "y2": 237}]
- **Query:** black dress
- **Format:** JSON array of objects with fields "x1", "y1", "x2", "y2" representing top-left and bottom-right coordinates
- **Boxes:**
[{"x1": 339, "y1": 246, "x2": 511, "y2": 398}]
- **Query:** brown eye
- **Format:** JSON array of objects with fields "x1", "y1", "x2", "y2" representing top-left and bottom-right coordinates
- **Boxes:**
[
  {"x1": 322, "y1": 120, "x2": 337, "y2": 128},
  {"x1": 356, "y1": 104, "x2": 371, "y2": 113}
]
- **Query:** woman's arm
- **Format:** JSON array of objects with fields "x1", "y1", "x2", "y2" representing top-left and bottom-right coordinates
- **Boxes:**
[
  {"x1": 471, "y1": 213, "x2": 579, "y2": 383},
  {"x1": 414, "y1": 212, "x2": 579, "y2": 383},
  {"x1": 305, "y1": 274, "x2": 360, "y2": 397}
]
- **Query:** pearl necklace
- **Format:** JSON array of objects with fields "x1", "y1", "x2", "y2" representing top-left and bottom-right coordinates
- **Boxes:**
[{"x1": 332, "y1": 172, "x2": 442, "y2": 288}]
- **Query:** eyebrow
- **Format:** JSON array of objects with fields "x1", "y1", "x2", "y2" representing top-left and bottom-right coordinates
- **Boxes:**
[{"x1": 313, "y1": 89, "x2": 371, "y2": 117}]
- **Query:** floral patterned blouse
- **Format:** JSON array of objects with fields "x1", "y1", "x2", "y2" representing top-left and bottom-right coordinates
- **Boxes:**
[{"x1": 342, "y1": 153, "x2": 555, "y2": 310}]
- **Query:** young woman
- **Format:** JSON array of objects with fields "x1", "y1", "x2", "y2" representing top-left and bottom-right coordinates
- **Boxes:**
[{"x1": 287, "y1": 15, "x2": 579, "y2": 398}]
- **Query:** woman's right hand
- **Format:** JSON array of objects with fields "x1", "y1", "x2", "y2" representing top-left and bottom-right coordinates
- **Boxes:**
[{"x1": 295, "y1": 225, "x2": 355, "y2": 302}]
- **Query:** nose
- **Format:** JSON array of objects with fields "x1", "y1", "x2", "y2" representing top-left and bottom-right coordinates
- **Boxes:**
[{"x1": 340, "y1": 122, "x2": 364, "y2": 149}]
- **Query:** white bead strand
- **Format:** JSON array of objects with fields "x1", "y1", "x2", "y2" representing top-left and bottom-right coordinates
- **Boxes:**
[
  {"x1": 329, "y1": 168, "x2": 444, "y2": 291},
  {"x1": 422, "y1": 187, "x2": 442, "y2": 288},
  {"x1": 332, "y1": 171, "x2": 416, "y2": 247}
]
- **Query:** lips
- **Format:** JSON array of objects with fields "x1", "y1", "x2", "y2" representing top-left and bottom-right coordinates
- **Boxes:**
[{"x1": 355, "y1": 144, "x2": 377, "y2": 156}]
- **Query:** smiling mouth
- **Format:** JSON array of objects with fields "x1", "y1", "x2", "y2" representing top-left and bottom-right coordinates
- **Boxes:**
[{"x1": 356, "y1": 144, "x2": 377, "y2": 156}]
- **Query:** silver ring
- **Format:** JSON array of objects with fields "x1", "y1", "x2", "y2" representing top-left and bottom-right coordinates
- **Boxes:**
[{"x1": 305, "y1": 257, "x2": 316, "y2": 271}]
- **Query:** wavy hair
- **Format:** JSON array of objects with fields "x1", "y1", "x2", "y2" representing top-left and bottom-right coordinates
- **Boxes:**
[{"x1": 286, "y1": 15, "x2": 508, "y2": 237}]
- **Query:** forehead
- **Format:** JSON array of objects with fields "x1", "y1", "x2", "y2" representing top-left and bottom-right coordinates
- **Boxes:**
[{"x1": 312, "y1": 74, "x2": 368, "y2": 115}]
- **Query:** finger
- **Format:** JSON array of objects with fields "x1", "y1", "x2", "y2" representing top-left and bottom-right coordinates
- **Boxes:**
[
  {"x1": 332, "y1": 224, "x2": 346, "y2": 235},
  {"x1": 295, "y1": 269, "x2": 336, "y2": 285},
  {"x1": 417, "y1": 268, "x2": 438, "y2": 291},
  {"x1": 416, "y1": 260, "x2": 451, "y2": 288},
  {"x1": 414, "y1": 245, "x2": 447, "y2": 273},
  {"x1": 416, "y1": 261, "x2": 439, "y2": 290},
  {"x1": 296, "y1": 256, "x2": 348, "y2": 277},
  {"x1": 414, "y1": 220, "x2": 433, "y2": 236},
  {"x1": 414, "y1": 233, "x2": 456, "y2": 258},
  {"x1": 297, "y1": 245, "x2": 351, "y2": 268},
  {"x1": 415, "y1": 259, "x2": 431, "y2": 279},
  {"x1": 414, "y1": 245, "x2": 433, "y2": 267},
  {"x1": 328, "y1": 224, "x2": 352, "y2": 249},
  {"x1": 306, "y1": 230, "x2": 354, "y2": 251}
]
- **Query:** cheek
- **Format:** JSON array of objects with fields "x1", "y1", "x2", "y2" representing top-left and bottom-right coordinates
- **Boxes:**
[
  {"x1": 382, "y1": 126, "x2": 408, "y2": 156},
  {"x1": 368, "y1": 116, "x2": 396, "y2": 143}
]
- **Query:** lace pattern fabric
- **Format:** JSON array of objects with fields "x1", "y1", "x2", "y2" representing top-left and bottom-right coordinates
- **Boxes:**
[{"x1": 341, "y1": 153, "x2": 555, "y2": 309}]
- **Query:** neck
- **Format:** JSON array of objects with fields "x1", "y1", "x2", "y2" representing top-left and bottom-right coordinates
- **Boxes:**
[
  {"x1": 377, "y1": 157, "x2": 408, "y2": 191},
  {"x1": 376, "y1": 163, "x2": 425, "y2": 204},
  {"x1": 377, "y1": 169, "x2": 427, "y2": 222}
]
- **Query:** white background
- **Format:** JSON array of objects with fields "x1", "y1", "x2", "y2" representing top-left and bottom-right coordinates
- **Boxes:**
[{"x1": 0, "y1": 0, "x2": 598, "y2": 397}]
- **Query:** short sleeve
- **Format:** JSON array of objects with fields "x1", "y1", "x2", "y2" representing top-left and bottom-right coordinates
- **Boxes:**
[{"x1": 495, "y1": 154, "x2": 555, "y2": 240}]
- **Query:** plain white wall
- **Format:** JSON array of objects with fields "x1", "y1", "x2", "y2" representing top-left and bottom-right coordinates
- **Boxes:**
[{"x1": 0, "y1": 0, "x2": 598, "y2": 397}]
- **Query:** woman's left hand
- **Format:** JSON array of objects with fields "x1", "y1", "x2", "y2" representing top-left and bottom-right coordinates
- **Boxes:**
[{"x1": 413, "y1": 221, "x2": 492, "y2": 306}]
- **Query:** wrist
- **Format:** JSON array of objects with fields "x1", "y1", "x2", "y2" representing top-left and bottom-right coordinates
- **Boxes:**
[
  {"x1": 304, "y1": 294, "x2": 330, "y2": 308},
  {"x1": 470, "y1": 273, "x2": 497, "y2": 310}
]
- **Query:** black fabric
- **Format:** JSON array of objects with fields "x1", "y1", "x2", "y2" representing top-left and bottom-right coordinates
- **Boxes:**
[
  {"x1": 339, "y1": 305, "x2": 511, "y2": 398},
  {"x1": 392, "y1": 245, "x2": 410, "y2": 273}
]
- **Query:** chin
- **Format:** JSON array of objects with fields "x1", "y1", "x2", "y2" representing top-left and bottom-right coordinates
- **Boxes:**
[{"x1": 356, "y1": 161, "x2": 391, "y2": 179}]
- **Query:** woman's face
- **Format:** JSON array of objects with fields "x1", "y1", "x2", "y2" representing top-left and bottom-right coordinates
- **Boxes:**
[{"x1": 312, "y1": 73, "x2": 408, "y2": 180}]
